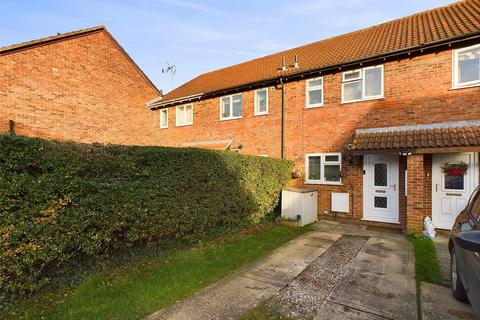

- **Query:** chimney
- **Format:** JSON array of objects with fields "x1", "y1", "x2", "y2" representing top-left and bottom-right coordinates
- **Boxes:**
[{"x1": 280, "y1": 57, "x2": 287, "y2": 71}]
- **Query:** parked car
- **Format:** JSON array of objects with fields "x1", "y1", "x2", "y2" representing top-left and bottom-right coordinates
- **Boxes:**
[{"x1": 449, "y1": 185, "x2": 480, "y2": 317}]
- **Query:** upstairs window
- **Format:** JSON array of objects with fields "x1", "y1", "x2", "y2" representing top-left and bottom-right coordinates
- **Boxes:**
[
  {"x1": 306, "y1": 77, "x2": 324, "y2": 108},
  {"x1": 305, "y1": 153, "x2": 342, "y2": 185},
  {"x1": 453, "y1": 44, "x2": 480, "y2": 88},
  {"x1": 254, "y1": 88, "x2": 268, "y2": 115},
  {"x1": 220, "y1": 94, "x2": 242, "y2": 120},
  {"x1": 176, "y1": 104, "x2": 193, "y2": 126},
  {"x1": 342, "y1": 65, "x2": 383, "y2": 103},
  {"x1": 160, "y1": 109, "x2": 168, "y2": 129}
]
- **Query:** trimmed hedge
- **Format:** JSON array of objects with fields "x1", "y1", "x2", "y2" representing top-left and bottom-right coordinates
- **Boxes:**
[{"x1": 0, "y1": 135, "x2": 292, "y2": 310}]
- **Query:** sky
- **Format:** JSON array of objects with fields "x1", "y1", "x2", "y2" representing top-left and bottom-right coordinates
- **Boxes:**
[{"x1": 0, "y1": 0, "x2": 457, "y2": 94}]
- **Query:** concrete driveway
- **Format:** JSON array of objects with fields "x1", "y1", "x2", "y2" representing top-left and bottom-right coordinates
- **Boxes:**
[{"x1": 146, "y1": 221, "x2": 417, "y2": 320}]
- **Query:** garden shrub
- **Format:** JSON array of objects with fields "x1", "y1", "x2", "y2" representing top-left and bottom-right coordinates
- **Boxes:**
[{"x1": 0, "y1": 135, "x2": 292, "y2": 310}]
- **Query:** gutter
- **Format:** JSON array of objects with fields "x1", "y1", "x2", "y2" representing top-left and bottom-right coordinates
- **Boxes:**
[
  {"x1": 147, "y1": 93, "x2": 203, "y2": 109},
  {"x1": 149, "y1": 30, "x2": 480, "y2": 110}
]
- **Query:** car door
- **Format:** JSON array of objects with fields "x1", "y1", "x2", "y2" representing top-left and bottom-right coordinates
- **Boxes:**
[{"x1": 464, "y1": 192, "x2": 480, "y2": 312}]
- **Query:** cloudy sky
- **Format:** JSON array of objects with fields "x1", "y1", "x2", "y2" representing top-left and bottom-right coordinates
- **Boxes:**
[{"x1": 1, "y1": 0, "x2": 456, "y2": 93}]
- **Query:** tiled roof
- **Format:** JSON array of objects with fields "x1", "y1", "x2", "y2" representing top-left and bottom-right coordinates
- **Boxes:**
[
  {"x1": 154, "y1": 0, "x2": 480, "y2": 107},
  {"x1": 351, "y1": 121, "x2": 480, "y2": 151}
]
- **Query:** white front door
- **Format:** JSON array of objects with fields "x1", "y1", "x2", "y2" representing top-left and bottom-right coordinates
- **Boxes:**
[
  {"x1": 363, "y1": 154, "x2": 399, "y2": 224},
  {"x1": 432, "y1": 153, "x2": 478, "y2": 229}
]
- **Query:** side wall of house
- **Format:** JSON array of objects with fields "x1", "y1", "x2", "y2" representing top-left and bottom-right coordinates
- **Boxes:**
[{"x1": 0, "y1": 31, "x2": 160, "y2": 145}]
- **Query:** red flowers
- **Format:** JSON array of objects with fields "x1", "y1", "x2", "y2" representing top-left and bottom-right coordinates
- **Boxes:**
[
  {"x1": 441, "y1": 161, "x2": 469, "y2": 176},
  {"x1": 449, "y1": 167, "x2": 463, "y2": 176}
]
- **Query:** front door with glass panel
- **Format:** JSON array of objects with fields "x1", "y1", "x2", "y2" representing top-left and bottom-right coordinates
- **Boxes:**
[
  {"x1": 432, "y1": 153, "x2": 478, "y2": 229},
  {"x1": 363, "y1": 155, "x2": 399, "y2": 223}
]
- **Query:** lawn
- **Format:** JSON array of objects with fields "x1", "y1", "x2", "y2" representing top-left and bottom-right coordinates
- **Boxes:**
[
  {"x1": 408, "y1": 235, "x2": 444, "y2": 286},
  {"x1": 241, "y1": 302, "x2": 293, "y2": 320},
  {"x1": 408, "y1": 235, "x2": 445, "y2": 319},
  {"x1": 3, "y1": 224, "x2": 311, "y2": 320}
]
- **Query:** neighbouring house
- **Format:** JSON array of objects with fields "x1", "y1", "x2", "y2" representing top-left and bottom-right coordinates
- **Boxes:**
[
  {"x1": 0, "y1": 26, "x2": 161, "y2": 145},
  {"x1": 147, "y1": 0, "x2": 480, "y2": 234}
]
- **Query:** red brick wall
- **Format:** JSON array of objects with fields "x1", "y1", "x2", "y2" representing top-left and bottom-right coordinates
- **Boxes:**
[
  {"x1": 0, "y1": 31, "x2": 160, "y2": 145},
  {"x1": 151, "y1": 46, "x2": 480, "y2": 228},
  {"x1": 407, "y1": 155, "x2": 426, "y2": 234},
  {"x1": 154, "y1": 47, "x2": 480, "y2": 154},
  {"x1": 157, "y1": 87, "x2": 284, "y2": 155}
]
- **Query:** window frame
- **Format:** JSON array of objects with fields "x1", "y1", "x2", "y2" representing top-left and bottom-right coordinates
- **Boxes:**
[
  {"x1": 160, "y1": 108, "x2": 168, "y2": 129},
  {"x1": 175, "y1": 104, "x2": 193, "y2": 127},
  {"x1": 452, "y1": 44, "x2": 480, "y2": 89},
  {"x1": 305, "y1": 77, "x2": 324, "y2": 108},
  {"x1": 305, "y1": 152, "x2": 342, "y2": 185},
  {"x1": 254, "y1": 88, "x2": 269, "y2": 116},
  {"x1": 341, "y1": 65, "x2": 384, "y2": 103},
  {"x1": 220, "y1": 93, "x2": 243, "y2": 120}
]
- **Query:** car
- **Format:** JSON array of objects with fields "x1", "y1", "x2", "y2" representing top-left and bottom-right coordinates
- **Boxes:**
[{"x1": 449, "y1": 185, "x2": 480, "y2": 317}]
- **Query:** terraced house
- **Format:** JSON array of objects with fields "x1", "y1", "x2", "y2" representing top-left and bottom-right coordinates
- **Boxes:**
[{"x1": 148, "y1": 0, "x2": 480, "y2": 234}]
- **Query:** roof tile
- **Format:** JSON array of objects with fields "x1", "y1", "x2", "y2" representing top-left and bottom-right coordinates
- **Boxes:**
[
  {"x1": 157, "y1": 0, "x2": 480, "y2": 106},
  {"x1": 351, "y1": 124, "x2": 480, "y2": 151}
]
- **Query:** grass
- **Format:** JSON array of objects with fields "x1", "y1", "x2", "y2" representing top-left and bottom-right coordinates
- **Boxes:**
[
  {"x1": 408, "y1": 235, "x2": 444, "y2": 286},
  {"x1": 3, "y1": 223, "x2": 312, "y2": 320},
  {"x1": 408, "y1": 235, "x2": 445, "y2": 319},
  {"x1": 241, "y1": 302, "x2": 294, "y2": 320}
]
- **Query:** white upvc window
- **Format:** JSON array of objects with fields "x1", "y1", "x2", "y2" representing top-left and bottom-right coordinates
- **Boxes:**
[
  {"x1": 254, "y1": 88, "x2": 268, "y2": 115},
  {"x1": 305, "y1": 153, "x2": 342, "y2": 185},
  {"x1": 160, "y1": 109, "x2": 168, "y2": 129},
  {"x1": 453, "y1": 44, "x2": 480, "y2": 88},
  {"x1": 220, "y1": 94, "x2": 243, "y2": 120},
  {"x1": 306, "y1": 77, "x2": 324, "y2": 108},
  {"x1": 342, "y1": 65, "x2": 383, "y2": 103},
  {"x1": 176, "y1": 104, "x2": 193, "y2": 126}
]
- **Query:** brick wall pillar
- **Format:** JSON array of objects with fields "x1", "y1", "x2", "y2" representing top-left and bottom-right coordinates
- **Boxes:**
[{"x1": 407, "y1": 154, "x2": 425, "y2": 234}]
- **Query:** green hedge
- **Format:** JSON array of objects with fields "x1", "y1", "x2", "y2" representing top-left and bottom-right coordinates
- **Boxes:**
[{"x1": 0, "y1": 135, "x2": 292, "y2": 310}]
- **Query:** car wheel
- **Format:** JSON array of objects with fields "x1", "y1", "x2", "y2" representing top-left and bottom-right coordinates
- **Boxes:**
[{"x1": 451, "y1": 248, "x2": 468, "y2": 302}]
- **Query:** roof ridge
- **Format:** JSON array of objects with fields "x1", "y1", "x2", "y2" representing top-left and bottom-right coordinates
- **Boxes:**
[
  {"x1": 154, "y1": 0, "x2": 480, "y2": 106},
  {"x1": 192, "y1": 1, "x2": 468, "y2": 80},
  {"x1": 0, "y1": 25, "x2": 106, "y2": 53}
]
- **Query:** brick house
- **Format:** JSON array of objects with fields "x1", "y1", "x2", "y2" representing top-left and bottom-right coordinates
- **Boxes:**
[
  {"x1": 147, "y1": 0, "x2": 480, "y2": 234},
  {"x1": 0, "y1": 26, "x2": 161, "y2": 145}
]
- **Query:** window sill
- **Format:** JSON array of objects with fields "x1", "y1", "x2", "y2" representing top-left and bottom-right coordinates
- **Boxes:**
[
  {"x1": 305, "y1": 103, "x2": 324, "y2": 109},
  {"x1": 175, "y1": 123, "x2": 193, "y2": 127},
  {"x1": 254, "y1": 112, "x2": 268, "y2": 117},
  {"x1": 220, "y1": 116, "x2": 243, "y2": 121},
  {"x1": 160, "y1": 126, "x2": 168, "y2": 129},
  {"x1": 450, "y1": 83, "x2": 480, "y2": 91},
  {"x1": 341, "y1": 96, "x2": 384, "y2": 105},
  {"x1": 304, "y1": 180, "x2": 342, "y2": 186}
]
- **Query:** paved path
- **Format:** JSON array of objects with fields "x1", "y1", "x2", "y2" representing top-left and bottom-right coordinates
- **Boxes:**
[
  {"x1": 145, "y1": 226, "x2": 341, "y2": 320},
  {"x1": 433, "y1": 235, "x2": 452, "y2": 285},
  {"x1": 145, "y1": 221, "x2": 417, "y2": 320},
  {"x1": 427, "y1": 235, "x2": 476, "y2": 319},
  {"x1": 421, "y1": 282, "x2": 476, "y2": 320},
  {"x1": 314, "y1": 223, "x2": 417, "y2": 320}
]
